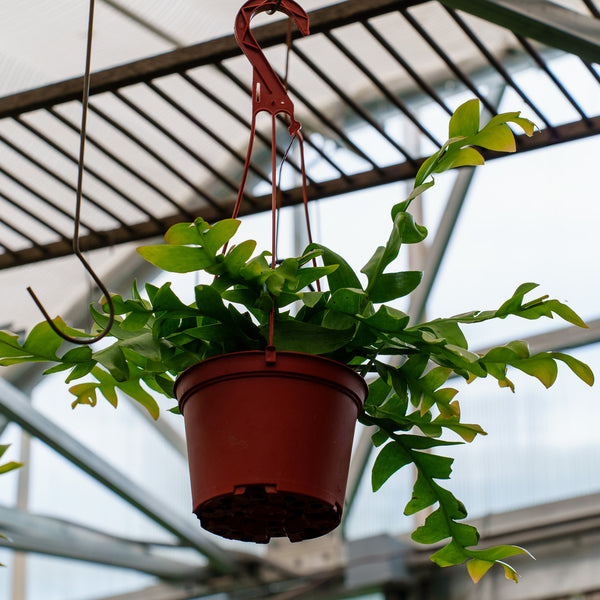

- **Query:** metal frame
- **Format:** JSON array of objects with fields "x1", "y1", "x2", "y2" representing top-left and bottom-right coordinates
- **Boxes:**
[
  {"x1": 0, "y1": 0, "x2": 599, "y2": 269},
  {"x1": 0, "y1": 505, "x2": 207, "y2": 579},
  {"x1": 438, "y1": 0, "x2": 600, "y2": 64}
]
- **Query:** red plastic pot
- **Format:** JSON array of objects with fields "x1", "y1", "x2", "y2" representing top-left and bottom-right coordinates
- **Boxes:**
[{"x1": 174, "y1": 350, "x2": 368, "y2": 543}]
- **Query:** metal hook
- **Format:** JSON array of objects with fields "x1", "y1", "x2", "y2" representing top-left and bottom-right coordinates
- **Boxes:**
[
  {"x1": 26, "y1": 0, "x2": 115, "y2": 345},
  {"x1": 267, "y1": 0, "x2": 283, "y2": 15}
]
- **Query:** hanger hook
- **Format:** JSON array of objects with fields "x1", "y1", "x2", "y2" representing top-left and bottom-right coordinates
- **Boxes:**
[
  {"x1": 26, "y1": 0, "x2": 115, "y2": 345},
  {"x1": 267, "y1": 0, "x2": 283, "y2": 15},
  {"x1": 234, "y1": 0, "x2": 309, "y2": 136}
]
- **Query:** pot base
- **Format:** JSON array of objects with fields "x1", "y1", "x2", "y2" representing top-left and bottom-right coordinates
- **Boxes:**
[{"x1": 196, "y1": 484, "x2": 341, "y2": 543}]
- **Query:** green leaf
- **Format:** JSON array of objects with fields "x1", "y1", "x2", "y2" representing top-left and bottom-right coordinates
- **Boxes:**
[
  {"x1": 164, "y1": 221, "x2": 203, "y2": 245},
  {"x1": 449, "y1": 99, "x2": 480, "y2": 138},
  {"x1": 486, "y1": 111, "x2": 536, "y2": 137},
  {"x1": 137, "y1": 245, "x2": 214, "y2": 273},
  {"x1": 422, "y1": 319, "x2": 468, "y2": 349},
  {"x1": 23, "y1": 321, "x2": 64, "y2": 360},
  {"x1": 0, "y1": 331, "x2": 32, "y2": 360},
  {"x1": 415, "y1": 451, "x2": 454, "y2": 480},
  {"x1": 306, "y1": 243, "x2": 362, "y2": 291},
  {"x1": 65, "y1": 362, "x2": 95, "y2": 382},
  {"x1": 395, "y1": 212, "x2": 428, "y2": 244},
  {"x1": 328, "y1": 288, "x2": 367, "y2": 314},
  {"x1": 92, "y1": 345, "x2": 129, "y2": 382},
  {"x1": 548, "y1": 352, "x2": 594, "y2": 386},
  {"x1": 152, "y1": 283, "x2": 194, "y2": 313},
  {"x1": 438, "y1": 420, "x2": 487, "y2": 443},
  {"x1": 224, "y1": 239, "x2": 257, "y2": 275},
  {"x1": 545, "y1": 299, "x2": 588, "y2": 328},
  {"x1": 194, "y1": 285, "x2": 231, "y2": 322},
  {"x1": 404, "y1": 472, "x2": 437, "y2": 515},
  {"x1": 501, "y1": 562, "x2": 520, "y2": 583},
  {"x1": 411, "y1": 508, "x2": 451, "y2": 544},
  {"x1": 201, "y1": 218, "x2": 241, "y2": 255},
  {"x1": 372, "y1": 441, "x2": 412, "y2": 491},
  {"x1": 466, "y1": 546, "x2": 532, "y2": 583},
  {"x1": 268, "y1": 320, "x2": 355, "y2": 354},
  {"x1": 420, "y1": 367, "x2": 452, "y2": 392},
  {"x1": 121, "y1": 311, "x2": 150, "y2": 331},
  {"x1": 295, "y1": 265, "x2": 337, "y2": 291},
  {"x1": 239, "y1": 251, "x2": 271, "y2": 281},
  {"x1": 0, "y1": 460, "x2": 23, "y2": 475},
  {"x1": 482, "y1": 340, "x2": 530, "y2": 363},
  {"x1": 121, "y1": 331, "x2": 163, "y2": 362},
  {"x1": 99, "y1": 384, "x2": 119, "y2": 408},
  {"x1": 362, "y1": 213, "x2": 426, "y2": 293},
  {"x1": 430, "y1": 540, "x2": 470, "y2": 567},
  {"x1": 369, "y1": 271, "x2": 423, "y2": 303},
  {"x1": 364, "y1": 377, "x2": 394, "y2": 410},
  {"x1": 393, "y1": 179, "x2": 435, "y2": 213},
  {"x1": 300, "y1": 291, "x2": 327, "y2": 308},
  {"x1": 496, "y1": 282, "x2": 539, "y2": 317},
  {"x1": 69, "y1": 382, "x2": 99, "y2": 408},
  {"x1": 0, "y1": 445, "x2": 22, "y2": 475},
  {"x1": 61, "y1": 347, "x2": 93, "y2": 363},
  {"x1": 471, "y1": 124, "x2": 516, "y2": 152},
  {"x1": 358, "y1": 305, "x2": 410, "y2": 333},
  {"x1": 511, "y1": 356, "x2": 558, "y2": 388},
  {"x1": 468, "y1": 544, "x2": 533, "y2": 562},
  {"x1": 437, "y1": 146, "x2": 484, "y2": 171}
]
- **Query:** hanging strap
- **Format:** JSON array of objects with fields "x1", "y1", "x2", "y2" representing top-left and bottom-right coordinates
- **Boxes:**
[{"x1": 233, "y1": 0, "x2": 317, "y2": 356}]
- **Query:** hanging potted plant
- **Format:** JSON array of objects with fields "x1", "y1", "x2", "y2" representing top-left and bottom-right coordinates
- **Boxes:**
[
  {"x1": 0, "y1": 0, "x2": 594, "y2": 583},
  {"x1": 0, "y1": 98, "x2": 594, "y2": 581}
]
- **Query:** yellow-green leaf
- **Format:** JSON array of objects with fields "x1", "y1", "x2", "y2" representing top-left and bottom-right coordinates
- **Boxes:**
[
  {"x1": 549, "y1": 352, "x2": 594, "y2": 386},
  {"x1": 449, "y1": 99, "x2": 480, "y2": 138},
  {"x1": 439, "y1": 146, "x2": 485, "y2": 170},
  {"x1": 467, "y1": 558, "x2": 494, "y2": 583},
  {"x1": 512, "y1": 357, "x2": 558, "y2": 388},
  {"x1": 501, "y1": 561, "x2": 520, "y2": 583},
  {"x1": 137, "y1": 245, "x2": 214, "y2": 273},
  {"x1": 471, "y1": 124, "x2": 515, "y2": 152}
]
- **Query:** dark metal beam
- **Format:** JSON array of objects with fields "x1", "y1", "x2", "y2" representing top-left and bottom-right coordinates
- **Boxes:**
[
  {"x1": 2, "y1": 109, "x2": 600, "y2": 272},
  {"x1": 438, "y1": 0, "x2": 600, "y2": 64},
  {"x1": 0, "y1": 0, "x2": 427, "y2": 119}
]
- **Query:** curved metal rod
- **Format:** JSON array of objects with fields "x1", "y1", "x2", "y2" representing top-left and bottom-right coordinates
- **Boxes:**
[
  {"x1": 267, "y1": 0, "x2": 283, "y2": 15},
  {"x1": 26, "y1": 0, "x2": 115, "y2": 345}
]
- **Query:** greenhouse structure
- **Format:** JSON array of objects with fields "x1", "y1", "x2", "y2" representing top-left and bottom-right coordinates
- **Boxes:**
[{"x1": 0, "y1": 1, "x2": 599, "y2": 599}]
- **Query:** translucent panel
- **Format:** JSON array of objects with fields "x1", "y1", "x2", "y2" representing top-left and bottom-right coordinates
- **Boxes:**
[
  {"x1": 440, "y1": 343, "x2": 600, "y2": 517},
  {"x1": 30, "y1": 374, "x2": 193, "y2": 540},
  {"x1": 427, "y1": 134, "x2": 600, "y2": 349},
  {"x1": 27, "y1": 437, "x2": 181, "y2": 542},
  {"x1": 0, "y1": 422, "x2": 22, "y2": 505},
  {"x1": 309, "y1": 182, "x2": 411, "y2": 289},
  {"x1": 345, "y1": 432, "x2": 414, "y2": 541},
  {"x1": 25, "y1": 555, "x2": 154, "y2": 600},
  {"x1": 0, "y1": 549, "x2": 13, "y2": 596}
]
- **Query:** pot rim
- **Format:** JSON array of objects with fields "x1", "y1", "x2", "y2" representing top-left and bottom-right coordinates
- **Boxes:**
[{"x1": 174, "y1": 350, "x2": 368, "y2": 414}]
